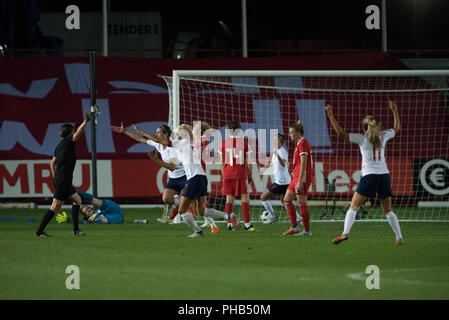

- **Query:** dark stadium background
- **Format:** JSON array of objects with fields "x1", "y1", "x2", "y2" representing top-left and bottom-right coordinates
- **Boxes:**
[{"x1": 2, "y1": 0, "x2": 449, "y2": 57}]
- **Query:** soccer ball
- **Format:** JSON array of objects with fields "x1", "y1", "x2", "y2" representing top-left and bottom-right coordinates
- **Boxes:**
[{"x1": 260, "y1": 211, "x2": 271, "y2": 224}]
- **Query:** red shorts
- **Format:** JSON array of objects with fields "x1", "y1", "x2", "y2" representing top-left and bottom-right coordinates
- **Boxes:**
[
  {"x1": 222, "y1": 178, "x2": 249, "y2": 196},
  {"x1": 288, "y1": 178, "x2": 311, "y2": 196}
]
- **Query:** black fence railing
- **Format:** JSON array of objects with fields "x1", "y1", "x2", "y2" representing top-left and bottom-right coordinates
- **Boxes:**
[{"x1": 2, "y1": 48, "x2": 449, "y2": 59}]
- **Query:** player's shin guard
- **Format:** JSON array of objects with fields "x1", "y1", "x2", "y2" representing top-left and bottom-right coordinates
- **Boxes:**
[
  {"x1": 283, "y1": 203, "x2": 301, "y2": 222},
  {"x1": 204, "y1": 207, "x2": 227, "y2": 219},
  {"x1": 225, "y1": 202, "x2": 233, "y2": 223},
  {"x1": 343, "y1": 209, "x2": 357, "y2": 235},
  {"x1": 204, "y1": 216, "x2": 217, "y2": 228},
  {"x1": 72, "y1": 205, "x2": 80, "y2": 232},
  {"x1": 241, "y1": 202, "x2": 250, "y2": 224},
  {"x1": 299, "y1": 203, "x2": 310, "y2": 231},
  {"x1": 262, "y1": 201, "x2": 276, "y2": 218},
  {"x1": 36, "y1": 209, "x2": 55, "y2": 235},
  {"x1": 284, "y1": 201, "x2": 297, "y2": 227},
  {"x1": 181, "y1": 212, "x2": 201, "y2": 232},
  {"x1": 173, "y1": 196, "x2": 181, "y2": 207},
  {"x1": 385, "y1": 211, "x2": 403, "y2": 241}
]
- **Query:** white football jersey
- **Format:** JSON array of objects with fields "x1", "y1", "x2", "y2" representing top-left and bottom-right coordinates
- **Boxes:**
[
  {"x1": 170, "y1": 138, "x2": 206, "y2": 180},
  {"x1": 349, "y1": 129, "x2": 395, "y2": 176},
  {"x1": 272, "y1": 147, "x2": 291, "y2": 185},
  {"x1": 146, "y1": 140, "x2": 185, "y2": 179}
]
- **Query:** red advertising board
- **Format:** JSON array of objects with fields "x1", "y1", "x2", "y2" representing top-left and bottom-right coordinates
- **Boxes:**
[{"x1": 0, "y1": 158, "x2": 413, "y2": 198}]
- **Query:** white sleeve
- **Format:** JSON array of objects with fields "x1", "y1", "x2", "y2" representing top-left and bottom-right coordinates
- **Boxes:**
[
  {"x1": 349, "y1": 133, "x2": 365, "y2": 145},
  {"x1": 278, "y1": 147, "x2": 288, "y2": 161},
  {"x1": 146, "y1": 139, "x2": 157, "y2": 148},
  {"x1": 382, "y1": 129, "x2": 395, "y2": 142}
]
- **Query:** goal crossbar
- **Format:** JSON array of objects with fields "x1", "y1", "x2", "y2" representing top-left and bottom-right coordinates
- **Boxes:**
[{"x1": 173, "y1": 69, "x2": 449, "y2": 77}]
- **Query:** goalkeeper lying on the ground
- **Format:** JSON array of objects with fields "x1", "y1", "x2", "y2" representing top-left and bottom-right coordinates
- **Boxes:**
[{"x1": 56, "y1": 190, "x2": 123, "y2": 224}]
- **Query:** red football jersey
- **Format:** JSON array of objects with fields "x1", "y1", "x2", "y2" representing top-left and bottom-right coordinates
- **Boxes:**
[
  {"x1": 292, "y1": 137, "x2": 313, "y2": 184},
  {"x1": 219, "y1": 137, "x2": 251, "y2": 179}
]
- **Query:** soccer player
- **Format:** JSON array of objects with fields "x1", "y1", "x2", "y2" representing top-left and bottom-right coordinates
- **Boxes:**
[
  {"x1": 135, "y1": 121, "x2": 217, "y2": 231},
  {"x1": 147, "y1": 149, "x2": 219, "y2": 233},
  {"x1": 283, "y1": 121, "x2": 313, "y2": 236},
  {"x1": 219, "y1": 121, "x2": 254, "y2": 231},
  {"x1": 111, "y1": 123, "x2": 186, "y2": 224},
  {"x1": 55, "y1": 190, "x2": 123, "y2": 224},
  {"x1": 326, "y1": 101, "x2": 403, "y2": 245},
  {"x1": 135, "y1": 123, "x2": 228, "y2": 237},
  {"x1": 194, "y1": 121, "x2": 220, "y2": 229},
  {"x1": 260, "y1": 134, "x2": 300, "y2": 224},
  {"x1": 34, "y1": 113, "x2": 91, "y2": 237}
]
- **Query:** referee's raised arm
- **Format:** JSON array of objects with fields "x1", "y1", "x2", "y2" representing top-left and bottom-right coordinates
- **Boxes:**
[{"x1": 72, "y1": 112, "x2": 91, "y2": 142}]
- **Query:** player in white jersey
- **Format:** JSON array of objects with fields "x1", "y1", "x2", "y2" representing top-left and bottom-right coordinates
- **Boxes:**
[
  {"x1": 260, "y1": 134, "x2": 301, "y2": 224},
  {"x1": 147, "y1": 123, "x2": 229, "y2": 237},
  {"x1": 111, "y1": 123, "x2": 187, "y2": 222},
  {"x1": 325, "y1": 101, "x2": 403, "y2": 245}
]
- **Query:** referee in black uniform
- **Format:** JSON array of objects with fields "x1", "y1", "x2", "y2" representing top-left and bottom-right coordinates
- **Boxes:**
[{"x1": 35, "y1": 112, "x2": 91, "y2": 237}]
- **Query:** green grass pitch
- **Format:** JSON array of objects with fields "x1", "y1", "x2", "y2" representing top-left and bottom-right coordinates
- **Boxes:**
[{"x1": 0, "y1": 208, "x2": 448, "y2": 300}]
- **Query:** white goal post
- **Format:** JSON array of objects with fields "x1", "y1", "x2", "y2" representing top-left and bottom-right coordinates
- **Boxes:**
[{"x1": 166, "y1": 69, "x2": 449, "y2": 222}]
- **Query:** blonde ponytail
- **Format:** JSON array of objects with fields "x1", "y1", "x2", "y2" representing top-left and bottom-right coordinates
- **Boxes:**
[{"x1": 362, "y1": 116, "x2": 382, "y2": 150}]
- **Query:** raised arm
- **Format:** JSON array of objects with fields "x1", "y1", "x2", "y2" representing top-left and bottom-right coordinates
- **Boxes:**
[
  {"x1": 111, "y1": 122, "x2": 148, "y2": 143},
  {"x1": 389, "y1": 100, "x2": 400, "y2": 135},
  {"x1": 72, "y1": 112, "x2": 91, "y2": 142},
  {"x1": 325, "y1": 104, "x2": 349, "y2": 141},
  {"x1": 130, "y1": 123, "x2": 169, "y2": 146},
  {"x1": 132, "y1": 124, "x2": 153, "y2": 140},
  {"x1": 147, "y1": 151, "x2": 176, "y2": 171}
]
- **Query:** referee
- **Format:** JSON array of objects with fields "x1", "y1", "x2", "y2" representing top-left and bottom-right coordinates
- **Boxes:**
[{"x1": 35, "y1": 112, "x2": 91, "y2": 237}]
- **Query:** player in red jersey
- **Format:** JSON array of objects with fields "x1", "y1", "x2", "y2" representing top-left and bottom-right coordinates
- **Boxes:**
[
  {"x1": 219, "y1": 121, "x2": 254, "y2": 231},
  {"x1": 283, "y1": 120, "x2": 313, "y2": 236}
]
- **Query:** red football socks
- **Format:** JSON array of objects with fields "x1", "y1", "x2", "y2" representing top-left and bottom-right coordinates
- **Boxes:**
[
  {"x1": 299, "y1": 203, "x2": 310, "y2": 231},
  {"x1": 169, "y1": 206, "x2": 178, "y2": 220},
  {"x1": 284, "y1": 201, "x2": 297, "y2": 226},
  {"x1": 225, "y1": 202, "x2": 233, "y2": 223},
  {"x1": 241, "y1": 202, "x2": 250, "y2": 224}
]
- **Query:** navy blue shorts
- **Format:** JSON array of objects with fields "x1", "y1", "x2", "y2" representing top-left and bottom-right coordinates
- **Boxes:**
[
  {"x1": 356, "y1": 174, "x2": 392, "y2": 199},
  {"x1": 268, "y1": 183, "x2": 289, "y2": 195},
  {"x1": 182, "y1": 175, "x2": 208, "y2": 199},
  {"x1": 165, "y1": 175, "x2": 187, "y2": 194}
]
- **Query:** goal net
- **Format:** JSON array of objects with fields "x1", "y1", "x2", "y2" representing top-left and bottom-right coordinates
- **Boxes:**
[{"x1": 162, "y1": 70, "x2": 449, "y2": 222}]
